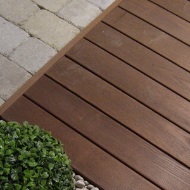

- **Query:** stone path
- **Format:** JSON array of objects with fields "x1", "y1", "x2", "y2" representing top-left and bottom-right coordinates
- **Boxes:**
[{"x1": 0, "y1": 0, "x2": 115, "y2": 105}]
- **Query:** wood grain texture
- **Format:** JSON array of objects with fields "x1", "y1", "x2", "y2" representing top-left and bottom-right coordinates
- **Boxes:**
[
  {"x1": 45, "y1": 57, "x2": 190, "y2": 169},
  {"x1": 67, "y1": 39, "x2": 190, "y2": 131},
  {"x1": 120, "y1": 0, "x2": 190, "y2": 45},
  {"x1": 149, "y1": 0, "x2": 190, "y2": 22},
  {"x1": 85, "y1": 22, "x2": 190, "y2": 105},
  {"x1": 24, "y1": 76, "x2": 190, "y2": 190},
  {"x1": 103, "y1": 7, "x2": 190, "y2": 72},
  {"x1": 1, "y1": 1, "x2": 190, "y2": 189},
  {"x1": 1, "y1": 96, "x2": 159, "y2": 190}
]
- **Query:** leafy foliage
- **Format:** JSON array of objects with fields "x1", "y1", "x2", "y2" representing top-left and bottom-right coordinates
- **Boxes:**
[{"x1": 0, "y1": 120, "x2": 74, "y2": 190}]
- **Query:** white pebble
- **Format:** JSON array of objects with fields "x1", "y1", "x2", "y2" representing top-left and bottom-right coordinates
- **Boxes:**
[
  {"x1": 84, "y1": 180, "x2": 89, "y2": 185},
  {"x1": 75, "y1": 175, "x2": 84, "y2": 181},
  {"x1": 87, "y1": 184, "x2": 94, "y2": 189},
  {"x1": 91, "y1": 188, "x2": 99, "y2": 190},
  {"x1": 75, "y1": 180, "x2": 85, "y2": 188}
]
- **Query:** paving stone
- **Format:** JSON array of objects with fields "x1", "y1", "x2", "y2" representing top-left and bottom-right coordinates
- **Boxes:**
[
  {"x1": 0, "y1": 0, "x2": 39, "y2": 24},
  {"x1": 0, "y1": 17, "x2": 29, "y2": 56},
  {"x1": 0, "y1": 54, "x2": 31, "y2": 100},
  {"x1": 58, "y1": 0, "x2": 101, "y2": 29},
  {"x1": 0, "y1": 98, "x2": 4, "y2": 107},
  {"x1": 21, "y1": 10, "x2": 80, "y2": 50},
  {"x1": 32, "y1": 0, "x2": 70, "y2": 13},
  {"x1": 86, "y1": 0, "x2": 115, "y2": 10},
  {"x1": 9, "y1": 37, "x2": 57, "y2": 74}
]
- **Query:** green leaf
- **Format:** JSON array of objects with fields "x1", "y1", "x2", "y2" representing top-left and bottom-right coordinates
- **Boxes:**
[
  {"x1": 48, "y1": 163, "x2": 54, "y2": 170},
  {"x1": 14, "y1": 184, "x2": 22, "y2": 190},
  {"x1": 11, "y1": 173, "x2": 19, "y2": 181},
  {"x1": 4, "y1": 167, "x2": 10, "y2": 175},
  {"x1": 41, "y1": 179, "x2": 47, "y2": 186},
  {"x1": 28, "y1": 162, "x2": 38, "y2": 167},
  {"x1": 42, "y1": 172, "x2": 49, "y2": 179},
  {"x1": 27, "y1": 181, "x2": 36, "y2": 187}
]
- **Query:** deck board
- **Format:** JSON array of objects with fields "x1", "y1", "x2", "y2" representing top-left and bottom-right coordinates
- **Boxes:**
[
  {"x1": 120, "y1": 0, "x2": 190, "y2": 45},
  {"x1": 149, "y1": 0, "x2": 190, "y2": 22},
  {"x1": 23, "y1": 75, "x2": 190, "y2": 189},
  {"x1": 46, "y1": 57, "x2": 190, "y2": 168},
  {"x1": 103, "y1": 7, "x2": 190, "y2": 72},
  {"x1": 67, "y1": 39, "x2": 190, "y2": 132},
  {"x1": 85, "y1": 22, "x2": 190, "y2": 103},
  {"x1": 2, "y1": 97, "x2": 159, "y2": 190},
  {"x1": 1, "y1": 0, "x2": 190, "y2": 189}
]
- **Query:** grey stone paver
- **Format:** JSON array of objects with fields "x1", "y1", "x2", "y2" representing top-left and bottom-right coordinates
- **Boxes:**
[
  {"x1": 0, "y1": 54, "x2": 31, "y2": 100},
  {"x1": 0, "y1": 17, "x2": 29, "y2": 56},
  {"x1": 21, "y1": 10, "x2": 80, "y2": 50},
  {"x1": 86, "y1": 0, "x2": 115, "y2": 10},
  {"x1": 0, "y1": 0, "x2": 39, "y2": 24},
  {"x1": 0, "y1": 98, "x2": 4, "y2": 107},
  {"x1": 32, "y1": 0, "x2": 70, "y2": 13},
  {"x1": 9, "y1": 37, "x2": 57, "y2": 74},
  {"x1": 58, "y1": 0, "x2": 102, "y2": 29}
]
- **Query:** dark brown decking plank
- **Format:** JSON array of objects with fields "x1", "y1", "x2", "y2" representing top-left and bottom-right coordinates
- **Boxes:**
[
  {"x1": 1, "y1": 96, "x2": 159, "y2": 190},
  {"x1": 85, "y1": 22, "x2": 190, "y2": 103},
  {"x1": 0, "y1": 1, "x2": 189, "y2": 189},
  {"x1": 45, "y1": 57, "x2": 190, "y2": 168},
  {"x1": 67, "y1": 39, "x2": 190, "y2": 132},
  {"x1": 149, "y1": 0, "x2": 190, "y2": 22},
  {"x1": 24, "y1": 76, "x2": 190, "y2": 190},
  {"x1": 103, "y1": 7, "x2": 190, "y2": 72},
  {"x1": 120, "y1": 0, "x2": 190, "y2": 45}
]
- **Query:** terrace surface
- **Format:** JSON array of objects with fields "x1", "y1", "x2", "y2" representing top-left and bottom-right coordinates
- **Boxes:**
[{"x1": 1, "y1": 0, "x2": 190, "y2": 189}]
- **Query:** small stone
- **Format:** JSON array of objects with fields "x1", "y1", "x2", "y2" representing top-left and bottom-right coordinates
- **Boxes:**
[
  {"x1": 75, "y1": 175, "x2": 84, "y2": 181},
  {"x1": 87, "y1": 185, "x2": 94, "y2": 189},
  {"x1": 75, "y1": 180, "x2": 85, "y2": 188},
  {"x1": 91, "y1": 188, "x2": 99, "y2": 190},
  {"x1": 84, "y1": 180, "x2": 89, "y2": 185}
]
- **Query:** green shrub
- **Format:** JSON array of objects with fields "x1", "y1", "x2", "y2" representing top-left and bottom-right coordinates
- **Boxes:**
[{"x1": 0, "y1": 120, "x2": 74, "y2": 190}]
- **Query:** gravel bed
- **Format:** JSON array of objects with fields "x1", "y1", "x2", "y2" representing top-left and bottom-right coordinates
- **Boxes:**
[{"x1": 73, "y1": 172, "x2": 99, "y2": 190}]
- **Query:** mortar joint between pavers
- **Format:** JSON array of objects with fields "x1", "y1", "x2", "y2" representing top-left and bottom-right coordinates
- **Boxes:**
[
  {"x1": 55, "y1": 13, "x2": 83, "y2": 30},
  {"x1": 85, "y1": 0, "x2": 104, "y2": 11},
  {"x1": 7, "y1": 36, "x2": 30, "y2": 58},
  {"x1": 3, "y1": 53, "x2": 33, "y2": 76},
  {"x1": 56, "y1": 0, "x2": 73, "y2": 13},
  {"x1": 17, "y1": 7, "x2": 41, "y2": 26}
]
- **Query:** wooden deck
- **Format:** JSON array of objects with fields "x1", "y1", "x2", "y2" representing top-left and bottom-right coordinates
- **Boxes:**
[{"x1": 1, "y1": 0, "x2": 190, "y2": 189}]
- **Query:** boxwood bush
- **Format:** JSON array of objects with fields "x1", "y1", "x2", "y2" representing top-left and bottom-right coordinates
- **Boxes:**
[{"x1": 0, "y1": 120, "x2": 74, "y2": 190}]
